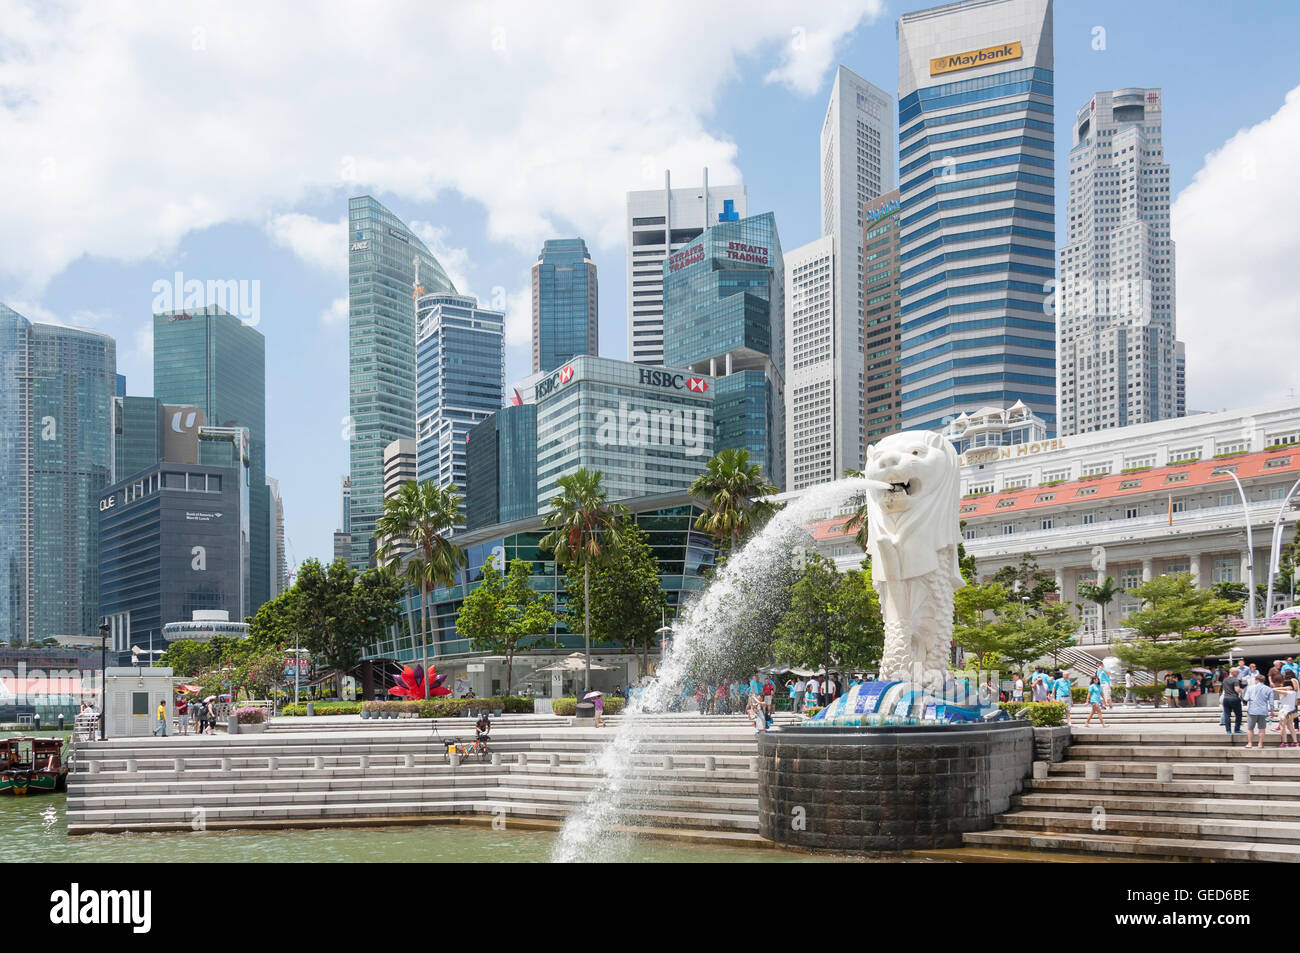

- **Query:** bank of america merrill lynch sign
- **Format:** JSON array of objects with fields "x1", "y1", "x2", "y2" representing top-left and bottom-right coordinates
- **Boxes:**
[{"x1": 930, "y1": 41, "x2": 1022, "y2": 76}]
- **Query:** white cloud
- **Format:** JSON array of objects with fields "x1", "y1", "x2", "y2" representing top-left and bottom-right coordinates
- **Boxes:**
[
  {"x1": 409, "y1": 222, "x2": 474, "y2": 298},
  {"x1": 1173, "y1": 86, "x2": 1300, "y2": 411},
  {"x1": 0, "y1": 1, "x2": 883, "y2": 292},
  {"x1": 265, "y1": 214, "x2": 347, "y2": 273},
  {"x1": 319, "y1": 296, "x2": 348, "y2": 327}
]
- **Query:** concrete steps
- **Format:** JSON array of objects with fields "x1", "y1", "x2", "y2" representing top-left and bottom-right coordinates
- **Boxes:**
[
  {"x1": 964, "y1": 719, "x2": 1300, "y2": 862},
  {"x1": 66, "y1": 723, "x2": 763, "y2": 837}
]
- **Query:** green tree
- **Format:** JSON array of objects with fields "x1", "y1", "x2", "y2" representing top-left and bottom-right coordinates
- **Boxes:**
[
  {"x1": 954, "y1": 583, "x2": 1077, "y2": 672},
  {"x1": 374, "y1": 479, "x2": 466, "y2": 689},
  {"x1": 771, "y1": 554, "x2": 884, "y2": 673},
  {"x1": 991, "y1": 554, "x2": 1058, "y2": 607},
  {"x1": 458, "y1": 556, "x2": 557, "y2": 695},
  {"x1": 689, "y1": 448, "x2": 779, "y2": 556},
  {"x1": 292, "y1": 558, "x2": 405, "y2": 676},
  {"x1": 161, "y1": 639, "x2": 216, "y2": 679},
  {"x1": 564, "y1": 521, "x2": 666, "y2": 679},
  {"x1": 246, "y1": 590, "x2": 297, "y2": 652},
  {"x1": 1077, "y1": 575, "x2": 1120, "y2": 633},
  {"x1": 1113, "y1": 573, "x2": 1236, "y2": 706},
  {"x1": 540, "y1": 468, "x2": 628, "y2": 693},
  {"x1": 841, "y1": 469, "x2": 872, "y2": 552}
]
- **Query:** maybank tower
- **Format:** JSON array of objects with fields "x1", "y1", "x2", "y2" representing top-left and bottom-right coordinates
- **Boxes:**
[{"x1": 897, "y1": 0, "x2": 1056, "y2": 435}]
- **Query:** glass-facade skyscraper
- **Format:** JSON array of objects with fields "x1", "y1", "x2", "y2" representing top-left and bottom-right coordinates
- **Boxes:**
[
  {"x1": 662, "y1": 212, "x2": 785, "y2": 487},
  {"x1": 152, "y1": 305, "x2": 270, "y2": 612},
  {"x1": 465, "y1": 403, "x2": 539, "y2": 530},
  {"x1": 0, "y1": 305, "x2": 116, "y2": 642},
  {"x1": 414, "y1": 293, "x2": 505, "y2": 508},
  {"x1": 897, "y1": 0, "x2": 1056, "y2": 434},
  {"x1": 532, "y1": 239, "x2": 598, "y2": 374},
  {"x1": 348, "y1": 195, "x2": 456, "y2": 567}
]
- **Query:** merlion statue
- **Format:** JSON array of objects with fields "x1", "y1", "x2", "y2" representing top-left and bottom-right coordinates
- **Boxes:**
[{"x1": 861, "y1": 430, "x2": 965, "y2": 689}]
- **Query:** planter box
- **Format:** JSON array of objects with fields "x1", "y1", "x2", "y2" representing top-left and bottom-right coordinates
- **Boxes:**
[
  {"x1": 1033, "y1": 725, "x2": 1071, "y2": 763},
  {"x1": 238, "y1": 722, "x2": 268, "y2": 733}
]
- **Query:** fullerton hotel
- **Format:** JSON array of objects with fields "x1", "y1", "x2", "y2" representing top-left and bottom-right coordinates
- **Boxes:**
[{"x1": 785, "y1": 399, "x2": 1300, "y2": 657}]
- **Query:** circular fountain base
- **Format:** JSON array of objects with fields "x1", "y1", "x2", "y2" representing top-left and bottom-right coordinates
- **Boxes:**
[{"x1": 757, "y1": 721, "x2": 1033, "y2": 853}]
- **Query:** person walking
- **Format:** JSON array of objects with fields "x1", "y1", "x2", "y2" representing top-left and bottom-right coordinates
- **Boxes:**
[
  {"x1": 152, "y1": 699, "x2": 167, "y2": 737},
  {"x1": 1164, "y1": 672, "x2": 1178, "y2": 708},
  {"x1": 1244, "y1": 676, "x2": 1275, "y2": 750},
  {"x1": 805, "y1": 675, "x2": 820, "y2": 711},
  {"x1": 1084, "y1": 676, "x2": 1108, "y2": 727},
  {"x1": 1032, "y1": 673, "x2": 1050, "y2": 703},
  {"x1": 1276, "y1": 666, "x2": 1299, "y2": 748},
  {"x1": 1124, "y1": 670, "x2": 1135, "y2": 707},
  {"x1": 177, "y1": 695, "x2": 189, "y2": 736},
  {"x1": 762, "y1": 676, "x2": 775, "y2": 715},
  {"x1": 1096, "y1": 663, "x2": 1113, "y2": 709},
  {"x1": 1011, "y1": 673, "x2": 1024, "y2": 703},
  {"x1": 1221, "y1": 666, "x2": 1244, "y2": 735}
]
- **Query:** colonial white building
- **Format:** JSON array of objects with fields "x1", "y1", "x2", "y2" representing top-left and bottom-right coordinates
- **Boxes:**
[{"x1": 793, "y1": 400, "x2": 1300, "y2": 657}]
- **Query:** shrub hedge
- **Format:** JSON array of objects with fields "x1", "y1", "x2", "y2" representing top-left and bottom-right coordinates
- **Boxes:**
[
  {"x1": 551, "y1": 696, "x2": 626, "y2": 716},
  {"x1": 279, "y1": 702, "x2": 362, "y2": 716},
  {"x1": 998, "y1": 701, "x2": 1068, "y2": 727},
  {"x1": 278, "y1": 698, "x2": 532, "y2": 717}
]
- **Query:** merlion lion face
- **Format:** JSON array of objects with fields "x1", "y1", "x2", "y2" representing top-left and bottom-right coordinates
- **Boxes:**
[{"x1": 864, "y1": 431, "x2": 952, "y2": 516}]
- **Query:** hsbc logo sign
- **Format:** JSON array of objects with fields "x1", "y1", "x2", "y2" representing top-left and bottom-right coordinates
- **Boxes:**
[
  {"x1": 537, "y1": 365, "x2": 577, "y2": 399},
  {"x1": 637, "y1": 369, "x2": 711, "y2": 393}
]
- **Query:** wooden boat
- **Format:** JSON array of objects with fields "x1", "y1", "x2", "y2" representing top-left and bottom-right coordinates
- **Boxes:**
[{"x1": 0, "y1": 738, "x2": 67, "y2": 795}]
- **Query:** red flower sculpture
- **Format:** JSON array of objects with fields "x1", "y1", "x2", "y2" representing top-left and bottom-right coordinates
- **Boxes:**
[{"x1": 389, "y1": 664, "x2": 451, "y2": 700}]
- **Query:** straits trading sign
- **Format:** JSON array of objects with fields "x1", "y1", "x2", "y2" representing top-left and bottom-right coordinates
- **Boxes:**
[{"x1": 930, "y1": 41, "x2": 1022, "y2": 76}]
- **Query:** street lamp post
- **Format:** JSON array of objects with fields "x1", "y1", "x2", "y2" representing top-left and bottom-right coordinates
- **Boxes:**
[
  {"x1": 1264, "y1": 475, "x2": 1300, "y2": 621},
  {"x1": 98, "y1": 620, "x2": 109, "y2": 741},
  {"x1": 1214, "y1": 467, "x2": 1257, "y2": 625}
]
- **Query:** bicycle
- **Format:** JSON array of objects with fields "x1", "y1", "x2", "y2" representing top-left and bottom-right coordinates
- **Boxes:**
[{"x1": 439, "y1": 735, "x2": 490, "y2": 763}]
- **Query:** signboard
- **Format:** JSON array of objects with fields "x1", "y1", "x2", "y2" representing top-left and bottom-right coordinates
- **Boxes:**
[
  {"x1": 961, "y1": 438, "x2": 1066, "y2": 467},
  {"x1": 724, "y1": 241, "x2": 768, "y2": 265},
  {"x1": 466, "y1": 664, "x2": 486, "y2": 673},
  {"x1": 930, "y1": 41, "x2": 1022, "y2": 76},
  {"x1": 667, "y1": 242, "x2": 704, "y2": 273}
]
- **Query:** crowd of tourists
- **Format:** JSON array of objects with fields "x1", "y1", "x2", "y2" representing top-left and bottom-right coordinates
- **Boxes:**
[{"x1": 1217, "y1": 659, "x2": 1299, "y2": 747}]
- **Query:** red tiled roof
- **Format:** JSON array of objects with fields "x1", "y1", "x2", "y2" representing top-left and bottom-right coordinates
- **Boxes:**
[{"x1": 806, "y1": 447, "x2": 1300, "y2": 541}]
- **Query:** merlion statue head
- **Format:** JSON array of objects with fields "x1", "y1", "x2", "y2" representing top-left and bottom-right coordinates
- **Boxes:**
[{"x1": 862, "y1": 430, "x2": 964, "y2": 589}]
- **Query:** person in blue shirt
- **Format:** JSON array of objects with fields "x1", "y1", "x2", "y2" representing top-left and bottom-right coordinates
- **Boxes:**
[
  {"x1": 1284, "y1": 657, "x2": 1299, "y2": 678},
  {"x1": 1052, "y1": 670, "x2": 1073, "y2": 703},
  {"x1": 1084, "y1": 675, "x2": 1108, "y2": 727},
  {"x1": 1096, "y1": 664, "x2": 1113, "y2": 709}
]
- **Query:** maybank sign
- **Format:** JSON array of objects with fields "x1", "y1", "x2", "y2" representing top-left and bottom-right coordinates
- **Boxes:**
[{"x1": 930, "y1": 41, "x2": 1022, "y2": 76}]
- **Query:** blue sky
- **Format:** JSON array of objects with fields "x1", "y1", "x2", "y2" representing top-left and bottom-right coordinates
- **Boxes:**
[{"x1": 3, "y1": 0, "x2": 1298, "y2": 569}]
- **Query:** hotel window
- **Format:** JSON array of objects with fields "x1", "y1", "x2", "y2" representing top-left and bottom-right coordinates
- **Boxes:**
[
  {"x1": 1119, "y1": 479, "x2": 1142, "y2": 490},
  {"x1": 1082, "y1": 462, "x2": 1110, "y2": 477},
  {"x1": 1120, "y1": 568, "x2": 1142, "y2": 589},
  {"x1": 1266, "y1": 456, "x2": 1292, "y2": 469},
  {"x1": 1043, "y1": 469, "x2": 1070, "y2": 483},
  {"x1": 1075, "y1": 486, "x2": 1098, "y2": 497},
  {"x1": 1081, "y1": 512, "x2": 1095, "y2": 525},
  {"x1": 1041, "y1": 518, "x2": 1053, "y2": 530},
  {"x1": 1125, "y1": 507, "x2": 1139, "y2": 519},
  {"x1": 1004, "y1": 475, "x2": 1031, "y2": 490},
  {"x1": 1215, "y1": 440, "x2": 1248, "y2": 456},
  {"x1": 996, "y1": 499, "x2": 1016, "y2": 509},
  {"x1": 1164, "y1": 472, "x2": 1188, "y2": 484},
  {"x1": 1212, "y1": 559, "x2": 1238, "y2": 583},
  {"x1": 1124, "y1": 455, "x2": 1155, "y2": 470},
  {"x1": 1172, "y1": 500, "x2": 1187, "y2": 513},
  {"x1": 1219, "y1": 493, "x2": 1234, "y2": 507},
  {"x1": 1003, "y1": 524, "x2": 1015, "y2": 535}
]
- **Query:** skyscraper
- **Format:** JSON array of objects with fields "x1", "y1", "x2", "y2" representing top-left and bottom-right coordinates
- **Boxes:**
[
  {"x1": 897, "y1": 0, "x2": 1056, "y2": 433},
  {"x1": 268, "y1": 476, "x2": 287, "y2": 597},
  {"x1": 863, "y1": 189, "x2": 903, "y2": 442},
  {"x1": 153, "y1": 305, "x2": 270, "y2": 612},
  {"x1": 532, "y1": 238, "x2": 598, "y2": 374},
  {"x1": 465, "y1": 403, "x2": 539, "y2": 530},
  {"x1": 1058, "y1": 88, "x2": 1181, "y2": 435},
  {"x1": 662, "y1": 211, "x2": 785, "y2": 487},
  {"x1": 0, "y1": 305, "x2": 116, "y2": 642},
  {"x1": 785, "y1": 236, "x2": 837, "y2": 490},
  {"x1": 820, "y1": 66, "x2": 895, "y2": 472},
  {"x1": 347, "y1": 195, "x2": 456, "y2": 568},
  {"x1": 625, "y1": 170, "x2": 746, "y2": 366},
  {"x1": 415, "y1": 293, "x2": 504, "y2": 510}
]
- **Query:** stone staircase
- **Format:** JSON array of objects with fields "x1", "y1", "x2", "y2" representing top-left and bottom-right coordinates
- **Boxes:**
[
  {"x1": 66, "y1": 721, "x2": 766, "y2": 844},
  {"x1": 964, "y1": 717, "x2": 1300, "y2": 861}
]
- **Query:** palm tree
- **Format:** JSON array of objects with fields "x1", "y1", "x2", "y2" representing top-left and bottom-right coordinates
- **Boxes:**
[
  {"x1": 1077, "y1": 575, "x2": 1119, "y2": 635},
  {"x1": 539, "y1": 469, "x2": 628, "y2": 694},
  {"x1": 842, "y1": 468, "x2": 871, "y2": 552},
  {"x1": 374, "y1": 479, "x2": 465, "y2": 694},
  {"x1": 689, "y1": 449, "x2": 779, "y2": 556}
]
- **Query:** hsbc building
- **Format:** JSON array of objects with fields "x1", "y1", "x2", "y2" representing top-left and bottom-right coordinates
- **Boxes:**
[{"x1": 535, "y1": 355, "x2": 714, "y2": 512}]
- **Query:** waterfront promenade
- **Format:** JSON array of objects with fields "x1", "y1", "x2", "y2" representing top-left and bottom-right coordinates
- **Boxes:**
[{"x1": 66, "y1": 706, "x2": 1300, "y2": 861}]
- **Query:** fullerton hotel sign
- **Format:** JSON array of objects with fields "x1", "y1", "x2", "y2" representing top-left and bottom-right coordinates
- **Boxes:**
[{"x1": 961, "y1": 438, "x2": 1066, "y2": 467}]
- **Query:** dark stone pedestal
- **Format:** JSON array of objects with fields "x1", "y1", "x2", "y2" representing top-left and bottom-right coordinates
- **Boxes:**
[{"x1": 757, "y1": 720, "x2": 1033, "y2": 853}]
